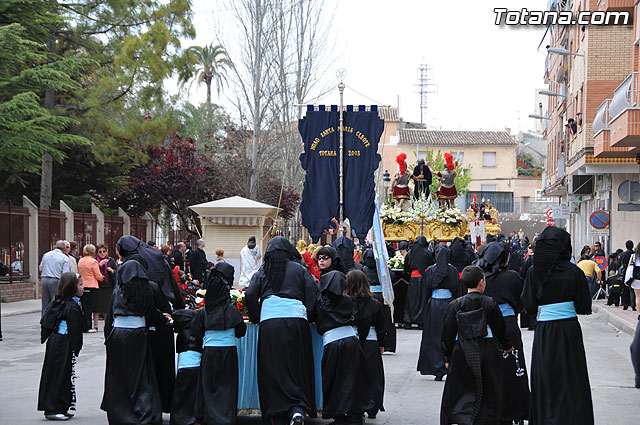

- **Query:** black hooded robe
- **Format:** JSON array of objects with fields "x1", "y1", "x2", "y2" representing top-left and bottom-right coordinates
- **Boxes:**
[
  {"x1": 450, "y1": 237, "x2": 471, "y2": 274},
  {"x1": 317, "y1": 271, "x2": 374, "y2": 423},
  {"x1": 521, "y1": 226, "x2": 594, "y2": 425},
  {"x1": 331, "y1": 236, "x2": 362, "y2": 272},
  {"x1": 38, "y1": 298, "x2": 83, "y2": 415},
  {"x1": 632, "y1": 319, "x2": 640, "y2": 389},
  {"x1": 353, "y1": 296, "x2": 386, "y2": 416},
  {"x1": 101, "y1": 261, "x2": 166, "y2": 425},
  {"x1": 484, "y1": 268, "x2": 530, "y2": 423},
  {"x1": 245, "y1": 237, "x2": 319, "y2": 423},
  {"x1": 170, "y1": 310, "x2": 201, "y2": 425},
  {"x1": 417, "y1": 247, "x2": 461, "y2": 376},
  {"x1": 404, "y1": 236, "x2": 435, "y2": 326},
  {"x1": 361, "y1": 249, "x2": 397, "y2": 352},
  {"x1": 440, "y1": 292, "x2": 512, "y2": 425},
  {"x1": 191, "y1": 303, "x2": 246, "y2": 425}
]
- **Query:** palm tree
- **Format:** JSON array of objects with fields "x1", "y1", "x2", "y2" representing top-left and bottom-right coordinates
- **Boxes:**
[{"x1": 179, "y1": 44, "x2": 231, "y2": 104}]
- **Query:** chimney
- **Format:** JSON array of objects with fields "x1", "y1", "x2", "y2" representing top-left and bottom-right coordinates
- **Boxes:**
[{"x1": 505, "y1": 127, "x2": 511, "y2": 135}]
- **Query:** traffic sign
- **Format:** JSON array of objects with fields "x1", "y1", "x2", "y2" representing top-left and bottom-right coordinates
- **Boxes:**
[
  {"x1": 553, "y1": 206, "x2": 570, "y2": 219},
  {"x1": 594, "y1": 255, "x2": 608, "y2": 271},
  {"x1": 589, "y1": 210, "x2": 609, "y2": 229},
  {"x1": 546, "y1": 209, "x2": 553, "y2": 219},
  {"x1": 546, "y1": 218, "x2": 555, "y2": 226}
]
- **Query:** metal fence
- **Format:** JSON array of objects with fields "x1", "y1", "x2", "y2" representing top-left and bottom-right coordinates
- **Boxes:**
[
  {"x1": 130, "y1": 217, "x2": 147, "y2": 242},
  {"x1": 38, "y1": 208, "x2": 66, "y2": 271},
  {"x1": 104, "y1": 215, "x2": 124, "y2": 252},
  {"x1": 73, "y1": 210, "x2": 98, "y2": 254},
  {"x1": 0, "y1": 203, "x2": 30, "y2": 283}
]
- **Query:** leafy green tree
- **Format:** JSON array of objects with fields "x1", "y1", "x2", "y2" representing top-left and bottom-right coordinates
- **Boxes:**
[
  {"x1": 0, "y1": 22, "x2": 92, "y2": 191},
  {"x1": 177, "y1": 44, "x2": 231, "y2": 104}
]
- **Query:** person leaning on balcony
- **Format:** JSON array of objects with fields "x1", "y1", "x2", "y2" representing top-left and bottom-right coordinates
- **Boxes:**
[
  {"x1": 39, "y1": 240, "x2": 71, "y2": 314},
  {"x1": 78, "y1": 244, "x2": 104, "y2": 332}
]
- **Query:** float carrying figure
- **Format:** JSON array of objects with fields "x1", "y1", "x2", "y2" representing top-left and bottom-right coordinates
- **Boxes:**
[{"x1": 437, "y1": 153, "x2": 458, "y2": 209}]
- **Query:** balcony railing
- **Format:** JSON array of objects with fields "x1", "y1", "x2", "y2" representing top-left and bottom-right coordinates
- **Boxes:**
[
  {"x1": 610, "y1": 72, "x2": 640, "y2": 119},
  {"x1": 557, "y1": 153, "x2": 565, "y2": 178},
  {"x1": 593, "y1": 99, "x2": 612, "y2": 136}
]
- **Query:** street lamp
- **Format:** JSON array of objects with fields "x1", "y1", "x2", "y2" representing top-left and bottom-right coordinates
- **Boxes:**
[
  {"x1": 547, "y1": 47, "x2": 585, "y2": 58},
  {"x1": 539, "y1": 89, "x2": 567, "y2": 98},
  {"x1": 528, "y1": 114, "x2": 549, "y2": 120},
  {"x1": 383, "y1": 170, "x2": 391, "y2": 202}
]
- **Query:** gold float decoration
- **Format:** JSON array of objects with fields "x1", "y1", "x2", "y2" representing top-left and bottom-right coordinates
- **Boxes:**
[{"x1": 382, "y1": 218, "x2": 470, "y2": 242}]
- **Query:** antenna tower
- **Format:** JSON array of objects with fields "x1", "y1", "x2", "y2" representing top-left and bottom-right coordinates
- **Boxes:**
[{"x1": 415, "y1": 63, "x2": 437, "y2": 126}]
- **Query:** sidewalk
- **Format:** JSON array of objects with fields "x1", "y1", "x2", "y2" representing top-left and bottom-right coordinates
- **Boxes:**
[
  {"x1": 0, "y1": 299, "x2": 41, "y2": 317},
  {"x1": 592, "y1": 300, "x2": 639, "y2": 336}
]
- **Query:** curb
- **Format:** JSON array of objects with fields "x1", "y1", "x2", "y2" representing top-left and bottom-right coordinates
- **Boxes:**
[
  {"x1": 592, "y1": 303, "x2": 637, "y2": 336},
  {"x1": 1, "y1": 308, "x2": 41, "y2": 318}
]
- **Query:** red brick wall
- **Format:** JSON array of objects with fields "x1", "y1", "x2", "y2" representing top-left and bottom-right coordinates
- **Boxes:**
[{"x1": 0, "y1": 282, "x2": 38, "y2": 302}]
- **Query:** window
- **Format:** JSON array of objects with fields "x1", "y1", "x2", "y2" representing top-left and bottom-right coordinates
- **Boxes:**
[
  {"x1": 481, "y1": 184, "x2": 497, "y2": 192},
  {"x1": 618, "y1": 180, "x2": 640, "y2": 203},
  {"x1": 535, "y1": 189, "x2": 552, "y2": 202},
  {"x1": 482, "y1": 152, "x2": 496, "y2": 167}
]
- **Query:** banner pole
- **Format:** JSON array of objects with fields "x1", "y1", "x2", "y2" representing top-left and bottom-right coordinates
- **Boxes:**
[{"x1": 338, "y1": 81, "x2": 345, "y2": 232}]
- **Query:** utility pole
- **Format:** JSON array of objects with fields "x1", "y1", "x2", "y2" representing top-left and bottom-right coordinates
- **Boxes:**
[{"x1": 415, "y1": 62, "x2": 437, "y2": 126}]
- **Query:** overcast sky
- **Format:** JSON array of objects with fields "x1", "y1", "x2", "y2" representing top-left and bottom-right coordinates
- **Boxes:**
[{"x1": 178, "y1": 0, "x2": 547, "y2": 133}]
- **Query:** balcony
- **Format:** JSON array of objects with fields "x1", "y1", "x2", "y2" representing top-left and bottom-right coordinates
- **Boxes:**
[
  {"x1": 597, "y1": 0, "x2": 634, "y2": 12},
  {"x1": 609, "y1": 72, "x2": 640, "y2": 149},
  {"x1": 593, "y1": 99, "x2": 634, "y2": 157}
]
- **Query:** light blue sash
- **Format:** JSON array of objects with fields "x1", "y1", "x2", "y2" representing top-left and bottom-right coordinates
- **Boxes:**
[
  {"x1": 260, "y1": 295, "x2": 307, "y2": 322},
  {"x1": 113, "y1": 316, "x2": 146, "y2": 328},
  {"x1": 537, "y1": 301, "x2": 576, "y2": 321},
  {"x1": 323, "y1": 325, "x2": 357, "y2": 346},
  {"x1": 177, "y1": 350, "x2": 202, "y2": 369},
  {"x1": 432, "y1": 288, "x2": 453, "y2": 299},
  {"x1": 204, "y1": 329, "x2": 236, "y2": 347},
  {"x1": 499, "y1": 303, "x2": 515, "y2": 317},
  {"x1": 353, "y1": 326, "x2": 378, "y2": 342},
  {"x1": 57, "y1": 320, "x2": 68, "y2": 335},
  {"x1": 369, "y1": 285, "x2": 383, "y2": 293}
]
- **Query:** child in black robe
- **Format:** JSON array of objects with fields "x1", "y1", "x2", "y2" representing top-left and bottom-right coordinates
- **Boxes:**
[
  {"x1": 606, "y1": 270, "x2": 623, "y2": 307},
  {"x1": 317, "y1": 270, "x2": 374, "y2": 425},
  {"x1": 170, "y1": 309, "x2": 201, "y2": 425},
  {"x1": 38, "y1": 272, "x2": 84, "y2": 421},
  {"x1": 345, "y1": 270, "x2": 386, "y2": 420},
  {"x1": 191, "y1": 265, "x2": 246, "y2": 425},
  {"x1": 440, "y1": 266, "x2": 513, "y2": 425}
]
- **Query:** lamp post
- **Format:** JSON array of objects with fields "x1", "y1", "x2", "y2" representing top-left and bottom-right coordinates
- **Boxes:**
[
  {"x1": 383, "y1": 170, "x2": 391, "y2": 203},
  {"x1": 539, "y1": 89, "x2": 567, "y2": 98}
]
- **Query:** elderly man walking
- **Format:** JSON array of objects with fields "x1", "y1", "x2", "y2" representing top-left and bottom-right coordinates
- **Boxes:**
[
  {"x1": 190, "y1": 239, "x2": 208, "y2": 284},
  {"x1": 39, "y1": 240, "x2": 70, "y2": 313}
]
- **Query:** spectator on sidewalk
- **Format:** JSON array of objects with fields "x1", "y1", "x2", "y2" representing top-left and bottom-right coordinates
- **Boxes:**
[
  {"x1": 606, "y1": 270, "x2": 623, "y2": 307},
  {"x1": 78, "y1": 244, "x2": 104, "y2": 332},
  {"x1": 39, "y1": 240, "x2": 71, "y2": 314},
  {"x1": 65, "y1": 241, "x2": 78, "y2": 274},
  {"x1": 171, "y1": 242, "x2": 186, "y2": 271},
  {"x1": 190, "y1": 239, "x2": 208, "y2": 284},
  {"x1": 577, "y1": 258, "x2": 600, "y2": 298},
  {"x1": 621, "y1": 240, "x2": 637, "y2": 311},
  {"x1": 623, "y1": 242, "x2": 640, "y2": 318},
  {"x1": 215, "y1": 248, "x2": 225, "y2": 264}
]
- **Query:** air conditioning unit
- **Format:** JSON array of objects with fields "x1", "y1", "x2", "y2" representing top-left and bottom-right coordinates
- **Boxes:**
[{"x1": 569, "y1": 175, "x2": 594, "y2": 195}]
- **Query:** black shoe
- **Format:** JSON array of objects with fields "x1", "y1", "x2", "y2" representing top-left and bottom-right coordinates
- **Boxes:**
[
  {"x1": 367, "y1": 410, "x2": 378, "y2": 419},
  {"x1": 290, "y1": 412, "x2": 304, "y2": 425},
  {"x1": 435, "y1": 375, "x2": 443, "y2": 381},
  {"x1": 403, "y1": 324, "x2": 411, "y2": 329},
  {"x1": 624, "y1": 306, "x2": 629, "y2": 310},
  {"x1": 63, "y1": 412, "x2": 74, "y2": 418},
  {"x1": 417, "y1": 324, "x2": 424, "y2": 330}
]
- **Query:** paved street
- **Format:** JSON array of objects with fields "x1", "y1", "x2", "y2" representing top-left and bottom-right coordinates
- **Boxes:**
[{"x1": 0, "y1": 310, "x2": 638, "y2": 424}]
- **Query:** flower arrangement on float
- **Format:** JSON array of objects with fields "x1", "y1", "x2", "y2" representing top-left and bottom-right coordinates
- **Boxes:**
[
  {"x1": 380, "y1": 193, "x2": 466, "y2": 228},
  {"x1": 387, "y1": 251, "x2": 405, "y2": 270}
]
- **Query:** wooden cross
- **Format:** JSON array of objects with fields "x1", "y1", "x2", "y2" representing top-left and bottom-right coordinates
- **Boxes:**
[{"x1": 414, "y1": 216, "x2": 430, "y2": 238}]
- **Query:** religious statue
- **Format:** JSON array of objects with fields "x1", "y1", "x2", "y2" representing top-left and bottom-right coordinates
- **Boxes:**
[
  {"x1": 436, "y1": 153, "x2": 458, "y2": 209},
  {"x1": 391, "y1": 153, "x2": 412, "y2": 210},
  {"x1": 412, "y1": 159, "x2": 433, "y2": 199}
]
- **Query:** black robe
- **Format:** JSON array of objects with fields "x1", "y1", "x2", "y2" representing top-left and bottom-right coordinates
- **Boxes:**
[
  {"x1": 404, "y1": 237, "x2": 435, "y2": 325},
  {"x1": 170, "y1": 310, "x2": 200, "y2": 425},
  {"x1": 413, "y1": 163, "x2": 432, "y2": 198},
  {"x1": 362, "y1": 250, "x2": 397, "y2": 352},
  {"x1": 632, "y1": 319, "x2": 640, "y2": 389},
  {"x1": 317, "y1": 273, "x2": 374, "y2": 421},
  {"x1": 147, "y1": 281, "x2": 176, "y2": 413},
  {"x1": 191, "y1": 304, "x2": 246, "y2": 425},
  {"x1": 518, "y1": 253, "x2": 536, "y2": 329},
  {"x1": 245, "y1": 259, "x2": 319, "y2": 420},
  {"x1": 522, "y1": 264, "x2": 594, "y2": 425},
  {"x1": 483, "y1": 269, "x2": 530, "y2": 423},
  {"x1": 353, "y1": 297, "x2": 386, "y2": 415},
  {"x1": 440, "y1": 292, "x2": 511, "y2": 425},
  {"x1": 450, "y1": 238, "x2": 471, "y2": 273},
  {"x1": 101, "y1": 285, "x2": 166, "y2": 425},
  {"x1": 392, "y1": 266, "x2": 410, "y2": 325},
  {"x1": 190, "y1": 248, "x2": 208, "y2": 283},
  {"x1": 38, "y1": 299, "x2": 83, "y2": 414},
  {"x1": 417, "y1": 263, "x2": 461, "y2": 376}
]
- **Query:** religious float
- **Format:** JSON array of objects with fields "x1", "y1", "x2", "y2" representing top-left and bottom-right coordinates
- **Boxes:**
[{"x1": 380, "y1": 193, "x2": 501, "y2": 242}]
